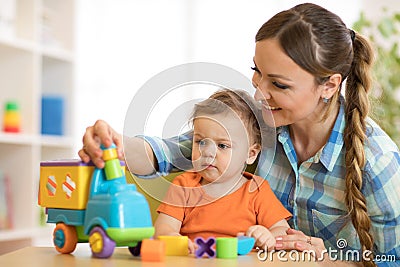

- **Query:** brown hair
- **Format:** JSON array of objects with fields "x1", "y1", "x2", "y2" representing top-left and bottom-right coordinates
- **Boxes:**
[
  {"x1": 256, "y1": 3, "x2": 374, "y2": 265},
  {"x1": 191, "y1": 89, "x2": 262, "y2": 146}
]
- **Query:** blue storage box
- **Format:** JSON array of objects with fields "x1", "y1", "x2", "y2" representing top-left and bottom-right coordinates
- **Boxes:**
[{"x1": 41, "y1": 96, "x2": 64, "y2": 135}]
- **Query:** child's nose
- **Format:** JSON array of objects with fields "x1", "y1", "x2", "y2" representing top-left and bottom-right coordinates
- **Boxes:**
[{"x1": 200, "y1": 139, "x2": 217, "y2": 158}]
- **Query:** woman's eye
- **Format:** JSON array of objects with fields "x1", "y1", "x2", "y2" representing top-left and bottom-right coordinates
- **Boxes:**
[
  {"x1": 272, "y1": 81, "x2": 289, "y2": 89},
  {"x1": 251, "y1": 66, "x2": 260, "y2": 74}
]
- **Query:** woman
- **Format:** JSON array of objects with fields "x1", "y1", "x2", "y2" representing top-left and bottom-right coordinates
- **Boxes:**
[{"x1": 79, "y1": 3, "x2": 399, "y2": 266}]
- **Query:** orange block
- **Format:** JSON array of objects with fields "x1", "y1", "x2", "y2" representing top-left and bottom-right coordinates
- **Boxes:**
[{"x1": 141, "y1": 239, "x2": 166, "y2": 262}]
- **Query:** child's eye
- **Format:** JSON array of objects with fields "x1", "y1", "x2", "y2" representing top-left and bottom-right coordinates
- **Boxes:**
[
  {"x1": 272, "y1": 81, "x2": 289, "y2": 89},
  {"x1": 197, "y1": 140, "x2": 206, "y2": 146},
  {"x1": 218, "y1": 143, "x2": 230, "y2": 149}
]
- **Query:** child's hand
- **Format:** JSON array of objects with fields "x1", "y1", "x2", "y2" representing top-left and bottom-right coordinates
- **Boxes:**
[
  {"x1": 188, "y1": 238, "x2": 198, "y2": 254},
  {"x1": 246, "y1": 225, "x2": 275, "y2": 250},
  {"x1": 78, "y1": 120, "x2": 123, "y2": 168}
]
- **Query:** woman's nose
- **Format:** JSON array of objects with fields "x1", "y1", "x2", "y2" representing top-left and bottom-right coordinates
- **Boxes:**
[
  {"x1": 254, "y1": 86, "x2": 271, "y2": 102},
  {"x1": 252, "y1": 74, "x2": 271, "y2": 101}
]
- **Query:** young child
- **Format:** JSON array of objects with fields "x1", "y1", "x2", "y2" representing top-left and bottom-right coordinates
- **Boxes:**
[{"x1": 154, "y1": 89, "x2": 291, "y2": 253}]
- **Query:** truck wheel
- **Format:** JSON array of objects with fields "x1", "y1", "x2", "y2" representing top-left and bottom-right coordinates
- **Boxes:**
[
  {"x1": 128, "y1": 241, "x2": 142, "y2": 256},
  {"x1": 53, "y1": 223, "x2": 78, "y2": 254},
  {"x1": 89, "y1": 226, "x2": 116, "y2": 258}
]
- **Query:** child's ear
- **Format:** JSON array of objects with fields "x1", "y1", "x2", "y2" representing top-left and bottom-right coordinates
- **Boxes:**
[{"x1": 246, "y1": 143, "x2": 261, "y2": 165}]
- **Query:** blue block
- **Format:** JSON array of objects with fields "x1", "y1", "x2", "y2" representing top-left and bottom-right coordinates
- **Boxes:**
[
  {"x1": 41, "y1": 96, "x2": 64, "y2": 135},
  {"x1": 237, "y1": 236, "x2": 255, "y2": 255}
]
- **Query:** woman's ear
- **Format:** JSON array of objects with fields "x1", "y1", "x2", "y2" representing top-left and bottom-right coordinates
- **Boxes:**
[
  {"x1": 246, "y1": 143, "x2": 261, "y2": 165},
  {"x1": 322, "y1": 73, "x2": 342, "y2": 99}
]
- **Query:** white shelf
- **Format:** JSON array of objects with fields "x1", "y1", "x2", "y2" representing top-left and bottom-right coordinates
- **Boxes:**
[
  {"x1": 0, "y1": 36, "x2": 36, "y2": 53},
  {"x1": 0, "y1": 225, "x2": 55, "y2": 243},
  {"x1": 0, "y1": 132, "x2": 37, "y2": 145},
  {"x1": 0, "y1": 133, "x2": 74, "y2": 148},
  {"x1": 41, "y1": 46, "x2": 74, "y2": 62},
  {"x1": 0, "y1": 228, "x2": 37, "y2": 242},
  {"x1": 0, "y1": 0, "x2": 75, "y2": 254}
]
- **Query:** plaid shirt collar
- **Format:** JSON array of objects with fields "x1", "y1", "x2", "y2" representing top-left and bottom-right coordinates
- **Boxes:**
[{"x1": 277, "y1": 96, "x2": 346, "y2": 172}]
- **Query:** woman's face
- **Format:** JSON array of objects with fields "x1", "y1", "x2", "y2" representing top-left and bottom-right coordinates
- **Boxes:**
[{"x1": 252, "y1": 38, "x2": 325, "y2": 128}]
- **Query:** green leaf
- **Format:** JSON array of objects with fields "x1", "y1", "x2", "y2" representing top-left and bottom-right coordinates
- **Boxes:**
[{"x1": 378, "y1": 17, "x2": 396, "y2": 38}]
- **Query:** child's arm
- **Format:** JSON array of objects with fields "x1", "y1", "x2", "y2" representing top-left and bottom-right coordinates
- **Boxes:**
[
  {"x1": 269, "y1": 219, "x2": 290, "y2": 237},
  {"x1": 154, "y1": 213, "x2": 182, "y2": 237},
  {"x1": 154, "y1": 213, "x2": 197, "y2": 254},
  {"x1": 246, "y1": 219, "x2": 290, "y2": 250}
]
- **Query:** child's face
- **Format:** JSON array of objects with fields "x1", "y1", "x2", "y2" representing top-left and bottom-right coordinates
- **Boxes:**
[{"x1": 191, "y1": 112, "x2": 260, "y2": 184}]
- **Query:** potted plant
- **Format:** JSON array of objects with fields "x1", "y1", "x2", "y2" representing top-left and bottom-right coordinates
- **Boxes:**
[{"x1": 353, "y1": 8, "x2": 400, "y2": 146}]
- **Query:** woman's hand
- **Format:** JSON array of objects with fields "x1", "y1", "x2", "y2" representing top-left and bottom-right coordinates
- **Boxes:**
[
  {"x1": 246, "y1": 225, "x2": 276, "y2": 250},
  {"x1": 275, "y1": 229, "x2": 363, "y2": 266},
  {"x1": 275, "y1": 228, "x2": 326, "y2": 260},
  {"x1": 78, "y1": 120, "x2": 123, "y2": 168}
]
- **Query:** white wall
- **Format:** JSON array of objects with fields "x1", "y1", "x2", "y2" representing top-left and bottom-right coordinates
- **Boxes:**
[{"x1": 75, "y1": 0, "x2": 367, "y2": 148}]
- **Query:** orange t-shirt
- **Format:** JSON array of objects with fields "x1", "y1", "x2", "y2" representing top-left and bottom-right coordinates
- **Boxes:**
[{"x1": 157, "y1": 171, "x2": 292, "y2": 241}]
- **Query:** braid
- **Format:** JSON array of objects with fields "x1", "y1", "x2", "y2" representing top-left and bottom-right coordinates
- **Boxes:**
[{"x1": 344, "y1": 32, "x2": 375, "y2": 266}]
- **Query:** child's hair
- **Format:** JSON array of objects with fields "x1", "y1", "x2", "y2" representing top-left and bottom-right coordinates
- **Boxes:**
[
  {"x1": 191, "y1": 89, "x2": 261, "y2": 146},
  {"x1": 256, "y1": 3, "x2": 375, "y2": 265}
]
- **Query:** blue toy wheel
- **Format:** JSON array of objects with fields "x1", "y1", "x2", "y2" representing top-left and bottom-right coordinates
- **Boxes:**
[
  {"x1": 89, "y1": 226, "x2": 116, "y2": 258},
  {"x1": 128, "y1": 241, "x2": 142, "y2": 256}
]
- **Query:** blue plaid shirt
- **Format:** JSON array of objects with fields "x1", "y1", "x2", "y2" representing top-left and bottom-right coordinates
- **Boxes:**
[{"x1": 138, "y1": 97, "x2": 400, "y2": 264}]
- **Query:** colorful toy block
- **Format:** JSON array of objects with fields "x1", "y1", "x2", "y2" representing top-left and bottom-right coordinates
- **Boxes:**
[
  {"x1": 216, "y1": 237, "x2": 238, "y2": 259},
  {"x1": 41, "y1": 96, "x2": 64, "y2": 135},
  {"x1": 237, "y1": 236, "x2": 255, "y2": 255},
  {"x1": 3, "y1": 101, "x2": 21, "y2": 132},
  {"x1": 157, "y1": 235, "x2": 189, "y2": 256},
  {"x1": 140, "y1": 239, "x2": 166, "y2": 262},
  {"x1": 101, "y1": 144, "x2": 124, "y2": 180},
  {"x1": 195, "y1": 237, "x2": 216, "y2": 258}
]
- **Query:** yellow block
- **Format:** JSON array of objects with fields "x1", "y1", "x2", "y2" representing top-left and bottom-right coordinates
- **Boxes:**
[
  {"x1": 102, "y1": 148, "x2": 118, "y2": 161},
  {"x1": 39, "y1": 162, "x2": 94, "y2": 210},
  {"x1": 4, "y1": 111, "x2": 20, "y2": 127},
  {"x1": 157, "y1": 236, "x2": 189, "y2": 256}
]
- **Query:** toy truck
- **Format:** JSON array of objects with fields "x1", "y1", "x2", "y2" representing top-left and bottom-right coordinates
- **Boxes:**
[{"x1": 38, "y1": 144, "x2": 154, "y2": 258}]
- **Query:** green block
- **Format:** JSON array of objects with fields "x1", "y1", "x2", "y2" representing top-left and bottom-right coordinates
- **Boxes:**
[
  {"x1": 104, "y1": 159, "x2": 123, "y2": 180},
  {"x1": 216, "y1": 237, "x2": 238, "y2": 259},
  {"x1": 5, "y1": 101, "x2": 19, "y2": 111}
]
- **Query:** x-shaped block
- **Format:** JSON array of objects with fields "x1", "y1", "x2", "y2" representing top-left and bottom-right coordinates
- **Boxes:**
[{"x1": 194, "y1": 237, "x2": 216, "y2": 258}]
